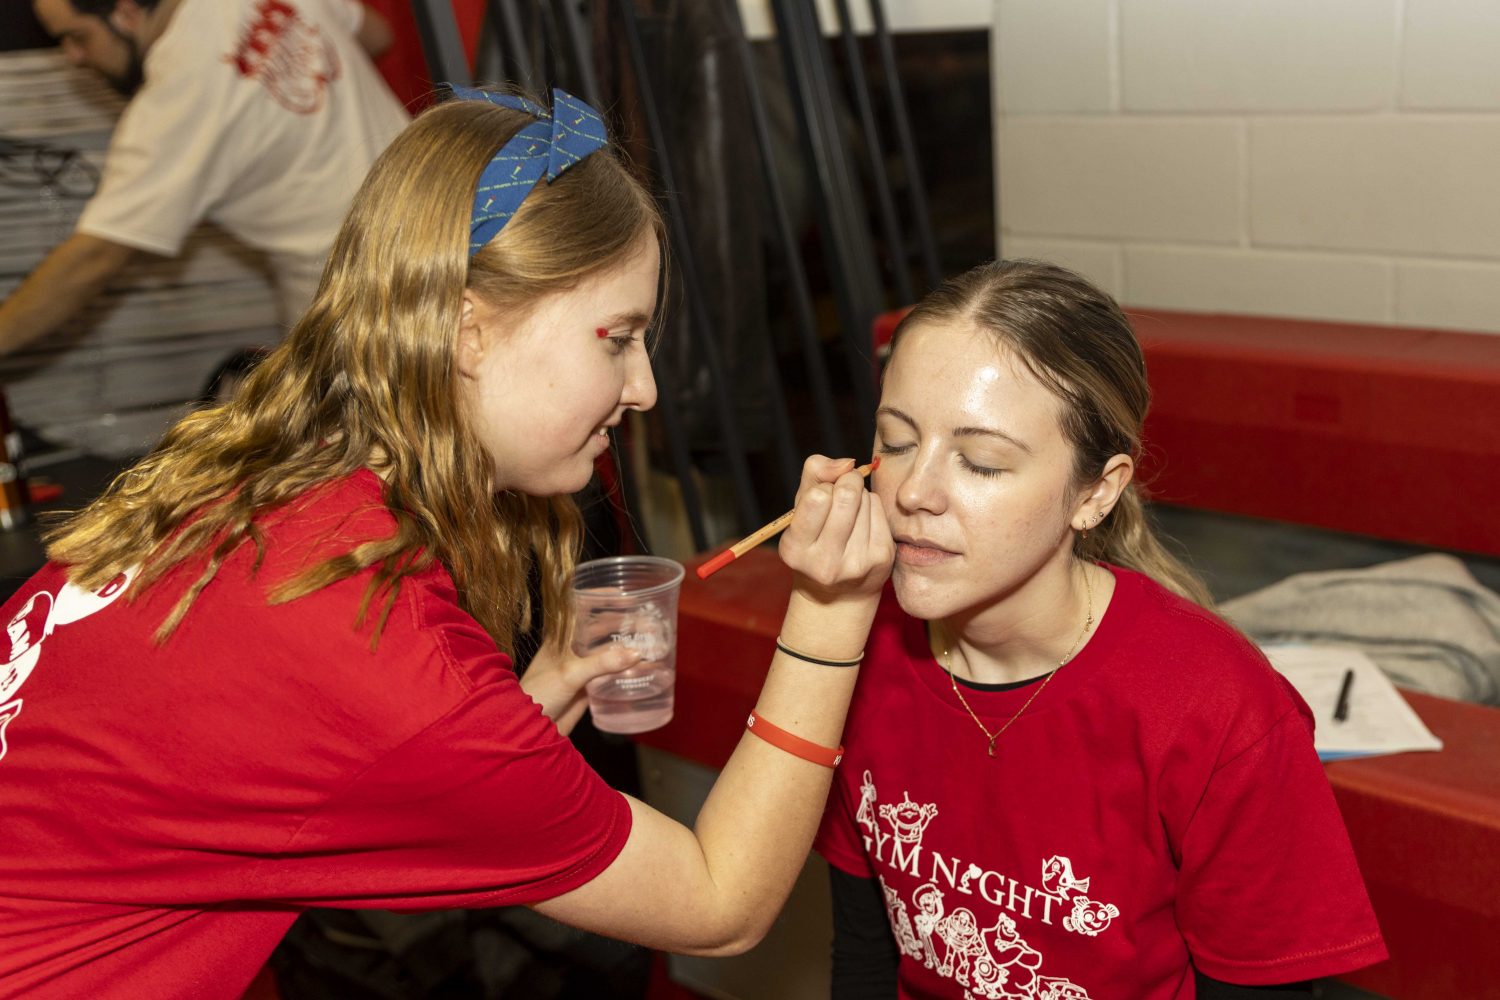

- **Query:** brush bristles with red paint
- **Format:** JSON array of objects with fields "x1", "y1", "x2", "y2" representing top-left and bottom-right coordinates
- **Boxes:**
[{"x1": 695, "y1": 458, "x2": 879, "y2": 580}]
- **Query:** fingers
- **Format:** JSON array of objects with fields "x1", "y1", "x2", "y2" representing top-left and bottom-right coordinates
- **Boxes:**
[
  {"x1": 819, "y1": 465, "x2": 869, "y2": 552},
  {"x1": 796, "y1": 454, "x2": 857, "y2": 499},
  {"x1": 781, "y1": 458, "x2": 891, "y2": 593},
  {"x1": 782, "y1": 455, "x2": 857, "y2": 554},
  {"x1": 571, "y1": 644, "x2": 642, "y2": 686},
  {"x1": 782, "y1": 466, "x2": 860, "y2": 560}
]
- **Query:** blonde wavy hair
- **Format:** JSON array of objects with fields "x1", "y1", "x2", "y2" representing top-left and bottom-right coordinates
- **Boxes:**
[
  {"x1": 889, "y1": 258, "x2": 1214, "y2": 607},
  {"x1": 45, "y1": 95, "x2": 666, "y2": 652}
]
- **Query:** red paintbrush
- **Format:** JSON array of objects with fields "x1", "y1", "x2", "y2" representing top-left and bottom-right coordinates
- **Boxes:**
[{"x1": 695, "y1": 458, "x2": 879, "y2": 580}]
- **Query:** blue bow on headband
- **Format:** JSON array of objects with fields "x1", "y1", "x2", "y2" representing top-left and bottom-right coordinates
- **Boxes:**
[{"x1": 441, "y1": 84, "x2": 610, "y2": 255}]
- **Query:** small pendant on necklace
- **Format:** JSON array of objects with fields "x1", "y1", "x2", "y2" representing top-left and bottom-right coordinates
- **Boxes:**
[{"x1": 986, "y1": 738, "x2": 998, "y2": 758}]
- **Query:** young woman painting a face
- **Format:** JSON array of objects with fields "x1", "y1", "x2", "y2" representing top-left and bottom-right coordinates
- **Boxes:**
[
  {"x1": 0, "y1": 88, "x2": 894, "y2": 997},
  {"x1": 816, "y1": 260, "x2": 1386, "y2": 1000}
]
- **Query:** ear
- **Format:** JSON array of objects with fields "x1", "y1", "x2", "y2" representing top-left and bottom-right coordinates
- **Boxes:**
[
  {"x1": 1072, "y1": 453, "x2": 1134, "y2": 531},
  {"x1": 455, "y1": 290, "x2": 486, "y2": 380}
]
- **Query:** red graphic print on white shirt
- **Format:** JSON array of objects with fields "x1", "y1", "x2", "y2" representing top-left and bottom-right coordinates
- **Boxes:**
[{"x1": 228, "y1": 0, "x2": 341, "y2": 114}]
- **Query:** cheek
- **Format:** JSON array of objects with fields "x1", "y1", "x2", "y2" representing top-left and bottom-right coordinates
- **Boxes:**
[
  {"x1": 575, "y1": 361, "x2": 627, "y2": 417},
  {"x1": 943, "y1": 478, "x2": 1076, "y2": 580},
  {"x1": 952, "y1": 477, "x2": 1058, "y2": 535}
]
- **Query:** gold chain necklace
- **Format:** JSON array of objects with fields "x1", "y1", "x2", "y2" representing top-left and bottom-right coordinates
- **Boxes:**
[{"x1": 939, "y1": 566, "x2": 1094, "y2": 757}]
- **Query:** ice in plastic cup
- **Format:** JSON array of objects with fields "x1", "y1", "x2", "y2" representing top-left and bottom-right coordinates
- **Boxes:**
[{"x1": 571, "y1": 555, "x2": 685, "y2": 734}]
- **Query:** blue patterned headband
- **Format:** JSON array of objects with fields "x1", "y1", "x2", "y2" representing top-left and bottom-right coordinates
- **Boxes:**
[{"x1": 441, "y1": 84, "x2": 610, "y2": 255}]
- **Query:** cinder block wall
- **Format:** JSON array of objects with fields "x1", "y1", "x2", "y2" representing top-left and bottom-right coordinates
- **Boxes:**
[{"x1": 994, "y1": 0, "x2": 1500, "y2": 334}]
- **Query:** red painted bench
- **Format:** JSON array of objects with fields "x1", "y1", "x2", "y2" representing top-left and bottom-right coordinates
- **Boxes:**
[{"x1": 649, "y1": 311, "x2": 1500, "y2": 998}]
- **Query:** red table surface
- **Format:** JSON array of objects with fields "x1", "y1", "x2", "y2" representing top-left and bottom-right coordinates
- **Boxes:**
[{"x1": 644, "y1": 548, "x2": 1500, "y2": 999}]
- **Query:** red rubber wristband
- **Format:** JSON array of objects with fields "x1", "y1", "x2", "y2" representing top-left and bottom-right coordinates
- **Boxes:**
[{"x1": 745, "y1": 711, "x2": 844, "y2": 768}]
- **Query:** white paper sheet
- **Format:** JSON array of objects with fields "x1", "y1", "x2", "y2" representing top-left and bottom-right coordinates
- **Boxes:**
[{"x1": 1260, "y1": 643, "x2": 1444, "y2": 760}]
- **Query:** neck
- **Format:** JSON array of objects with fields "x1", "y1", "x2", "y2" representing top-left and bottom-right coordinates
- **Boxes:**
[{"x1": 936, "y1": 551, "x2": 1107, "y2": 685}]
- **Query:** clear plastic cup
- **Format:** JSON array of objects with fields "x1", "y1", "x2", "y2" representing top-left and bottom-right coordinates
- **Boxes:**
[{"x1": 570, "y1": 556, "x2": 685, "y2": 734}]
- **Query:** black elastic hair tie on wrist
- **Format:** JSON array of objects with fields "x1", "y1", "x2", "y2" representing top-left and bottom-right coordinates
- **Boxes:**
[{"x1": 774, "y1": 636, "x2": 863, "y2": 668}]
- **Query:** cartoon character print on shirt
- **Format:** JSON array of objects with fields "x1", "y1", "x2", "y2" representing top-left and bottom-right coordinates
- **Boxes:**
[
  {"x1": 879, "y1": 790, "x2": 939, "y2": 851},
  {"x1": 880, "y1": 875, "x2": 924, "y2": 959},
  {"x1": 1044, "y1": 855, "x2": 1120, "y2": 939},
  {"x1": 856, "y1": 769, "x2": 879, "y2": 829},
  {"x1": 1033, "y1": 979, "x2": 1092, "y2": 1000},
  {"x1": 1040, "y1": 856, "x2": 1089, "y2": 896},
  {"x1": 228, "y1": 0, "x2": 342, "y2": 115},
  {"x1": 0, "y1": 569, "x2": 134, "y2": 763},
  {"x1": 856, "y1": 769, "x2": 1114, "y2": 999},
  {"x1": 972, "y1": 912, "x2": 1042, "y2": 999}
]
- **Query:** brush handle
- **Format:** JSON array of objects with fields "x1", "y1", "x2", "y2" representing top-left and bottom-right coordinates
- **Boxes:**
[{"x1": 695, "y1": 459, "x2": 878, "y2": 580}]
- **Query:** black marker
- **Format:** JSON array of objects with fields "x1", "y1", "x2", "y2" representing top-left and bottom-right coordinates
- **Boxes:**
[{"x1": 1333, "y1": 668, "x2": 1355, "y2": 723}]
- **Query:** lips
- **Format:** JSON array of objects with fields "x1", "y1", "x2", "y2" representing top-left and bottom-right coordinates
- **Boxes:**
[{"x1": 894, "y1": 536, "x2": 958, "y2": 566}]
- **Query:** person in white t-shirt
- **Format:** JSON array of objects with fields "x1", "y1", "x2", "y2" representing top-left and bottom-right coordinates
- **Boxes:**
[{"x1": 0, "y1": 0, "x2": 410, "y2": 356}]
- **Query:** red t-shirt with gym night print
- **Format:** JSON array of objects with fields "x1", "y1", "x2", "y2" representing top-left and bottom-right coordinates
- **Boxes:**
[{"x1": 816, "y1": 566, "x2": 1386, "y2": 999}]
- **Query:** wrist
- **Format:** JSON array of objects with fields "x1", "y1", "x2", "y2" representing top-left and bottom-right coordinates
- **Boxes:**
[{"x1": 779, "y1": 588, "x2": 878, "y2": 662}]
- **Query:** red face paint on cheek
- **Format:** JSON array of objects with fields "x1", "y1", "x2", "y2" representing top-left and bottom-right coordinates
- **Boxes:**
[{"x1": 596, "y1": 327, "x2": 610, "y2": 338}]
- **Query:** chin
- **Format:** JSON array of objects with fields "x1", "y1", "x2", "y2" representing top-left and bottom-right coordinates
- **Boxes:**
[
  {"x1": 492, "y1": 454, "x2": 596, "y2": 497},
  {"x1": 540, "y1": 468, "x2": 596, "y2": 498},
  {"x1": 891, "y1": 566, "x2": 959, "y2": 622}
]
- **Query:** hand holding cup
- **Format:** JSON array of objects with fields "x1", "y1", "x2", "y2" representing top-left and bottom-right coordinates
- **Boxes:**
[
  {"x1": 570, "y1": 556, "x2": 685, "y2": 734},
  {"x1": 520, "y1": 637, "x2": 643, "y2": 735}
]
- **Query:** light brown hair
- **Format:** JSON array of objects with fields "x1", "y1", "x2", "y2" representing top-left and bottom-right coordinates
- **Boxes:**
[
  {"x1": 45, "y1": 94, "x2": 666, "y2": 652},
  {"x1": 890, "y1": 258, "x2": 1213, "y2": 606}
]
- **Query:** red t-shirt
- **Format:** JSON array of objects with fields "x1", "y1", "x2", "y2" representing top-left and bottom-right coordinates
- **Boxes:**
[
  {"x1": 816, "y1": 565, "x2": 1386, "y2": 999},
  {"x1": 0, "y1": 471, "x2": 631, "y2": 999}
]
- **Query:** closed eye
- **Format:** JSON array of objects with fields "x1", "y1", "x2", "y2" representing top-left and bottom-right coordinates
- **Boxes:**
[
  {"x1": 960, "y1": 455, "x2": 1002, "y2": 478},
  {"x1": 606, "y1": 332, "x2": 639, "y2": 355}
]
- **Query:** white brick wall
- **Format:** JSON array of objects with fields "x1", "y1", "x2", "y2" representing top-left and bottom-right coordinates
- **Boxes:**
[{"x1": 995, "y1": 0, "x2": 1500, "y2": 334}]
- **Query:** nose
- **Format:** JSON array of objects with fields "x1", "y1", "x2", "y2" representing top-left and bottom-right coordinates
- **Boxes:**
[
  {"x1": 623, "y1": 353, "x2": 657, "y2": 413},
  {"x1": 894, "y1": 448, "x2": 946, "y2": 516}
]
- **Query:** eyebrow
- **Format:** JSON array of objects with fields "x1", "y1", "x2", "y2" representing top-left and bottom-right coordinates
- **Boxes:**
[
  {"x1": 598, "y1": 310, "x2": 651, "y2": 331},
  {"x1": 876, "y1": 405, "x2": 1033, "y2": 455}
]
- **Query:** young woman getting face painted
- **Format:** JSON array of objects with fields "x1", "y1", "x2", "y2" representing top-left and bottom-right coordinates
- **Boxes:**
[{"x1": 818, "y1": 260, "x2": 1385, "y2": 1000}]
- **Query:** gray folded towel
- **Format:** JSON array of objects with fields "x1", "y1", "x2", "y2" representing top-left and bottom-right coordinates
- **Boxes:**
[{"x1": 1220, "y1": 553, "x2": 1500, "y2": 705}]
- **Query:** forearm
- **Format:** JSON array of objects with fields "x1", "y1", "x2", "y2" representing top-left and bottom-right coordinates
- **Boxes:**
[
  {"x1": 533, "y1": 590, "x2": 880, "y2": 957},
  {"x1": 0, "y1": 234, "x2": 135, "y2": 355},
  {"x1": 688, "y1": 589, "x2": 878, "y2": 948}
]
